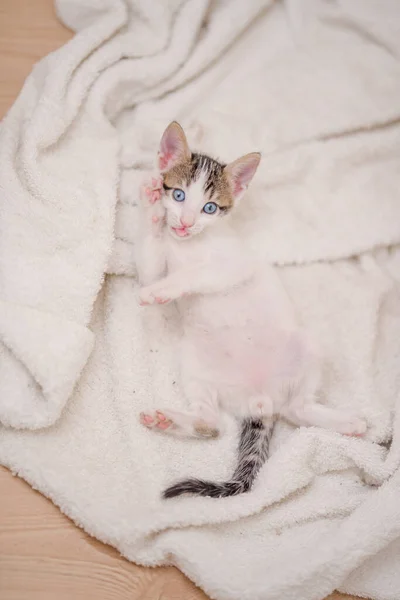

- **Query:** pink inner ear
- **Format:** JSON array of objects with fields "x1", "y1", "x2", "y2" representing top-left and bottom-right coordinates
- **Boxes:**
[
  {"x1": 158, "y1": 123, "x2": 189, "y2": 172},
  {"x1": 228, "y1": 154, "x2": 260, "y2": 196},
  {"x1": 233, "y1": 172, "x2": 246, "y2": 196},
  {"x1": 231, "y1": 159, "x2": 259, "y2": 196}
]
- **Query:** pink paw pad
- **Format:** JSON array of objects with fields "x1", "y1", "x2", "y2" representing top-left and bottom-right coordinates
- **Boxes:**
[
  {"x1": 155, "y1": 412, "x2": 173, "y2": 428},
  {"x1": 150, "y1": 190, "x2": 161, "y2": 204},
  {"x1": 139, "y1": 412, "x2": 152, "y2": 426},
  {"x1": 140, "y1": 411, "x2": 173, "y2": 432}
]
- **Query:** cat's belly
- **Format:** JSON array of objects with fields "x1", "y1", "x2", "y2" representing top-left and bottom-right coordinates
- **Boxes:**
[
  {"x1": 180, "y1": 273, "x2": 309, "y2": 395},
  {"x1": 184, "y1": 324, "x2": 309, "y2": 394}
]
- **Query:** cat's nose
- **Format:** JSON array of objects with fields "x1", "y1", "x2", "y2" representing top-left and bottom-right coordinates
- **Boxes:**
[{"x1": 180, "y1": 216, "x2": 194, "y2": 228}]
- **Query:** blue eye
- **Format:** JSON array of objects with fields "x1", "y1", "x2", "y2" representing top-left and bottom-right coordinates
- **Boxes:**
[
  {"x1": 173, "y1": 189, "x2": 185, "y2": 202},
  {"x1": 203, "y1": 202, "x2": 218, "y2": 215}
]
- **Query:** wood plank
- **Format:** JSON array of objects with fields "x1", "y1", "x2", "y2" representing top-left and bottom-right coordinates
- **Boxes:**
[{"x1": 0, "y1": 466, "x2": 207, "y2": 599}]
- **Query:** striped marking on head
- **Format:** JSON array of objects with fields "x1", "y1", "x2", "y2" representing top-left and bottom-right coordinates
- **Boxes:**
[
  {"x1": 159, "y1": 121, "x2": 261, "y2": 210},
  {"x1": 164, "y1": 152, "x2": 233, "y2": 209}
]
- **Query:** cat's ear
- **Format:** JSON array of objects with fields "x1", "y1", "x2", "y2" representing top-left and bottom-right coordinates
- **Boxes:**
[
  {"x1": 158, "y1": 121, "x2": 191, "y2": 172},
  {"x1": 224, "y1": 152, "x2": 261, "y2": 199}
]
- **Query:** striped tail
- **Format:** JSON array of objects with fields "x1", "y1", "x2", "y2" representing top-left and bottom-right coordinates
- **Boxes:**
[{"x1": 163, "y1": 418, "x2": 273, "y2": 499}]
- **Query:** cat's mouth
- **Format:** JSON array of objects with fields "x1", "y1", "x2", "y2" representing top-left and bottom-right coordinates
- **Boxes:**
[{"x1": 171, "y1": 226, "x2": 191, "y2": 238}]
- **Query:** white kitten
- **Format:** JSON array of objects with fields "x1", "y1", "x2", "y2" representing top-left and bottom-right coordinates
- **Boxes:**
[{"x1": 136, "y1": 122, "x2": 367, "y2": 499}]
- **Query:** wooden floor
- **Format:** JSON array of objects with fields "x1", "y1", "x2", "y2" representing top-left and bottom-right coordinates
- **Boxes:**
[{"x1": 0, "y1": 1, "x2": 362, "y2": 599}]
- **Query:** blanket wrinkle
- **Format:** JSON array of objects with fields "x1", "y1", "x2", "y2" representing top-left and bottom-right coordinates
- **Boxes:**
[
  {"x1": 0, "y1": 300, "x2": 93, "y2": 428},
  {"x1": 1, "y1": 1, "x2": 400, "y2": 599}
]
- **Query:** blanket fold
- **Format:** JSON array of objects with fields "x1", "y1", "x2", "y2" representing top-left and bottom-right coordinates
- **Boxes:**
[
  {"x1": 0, "y1": 300, "x2": 93, "y2": 428},
  {"x1": 1, "y1": 1, "x2": 400, "y2": 600}
]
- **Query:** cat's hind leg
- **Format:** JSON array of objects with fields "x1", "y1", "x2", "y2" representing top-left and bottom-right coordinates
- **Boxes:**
[
  {"x1": 285, "y1": 403, "x2": 367, "y2": 436},
  {"x1": 140, "y1": 384, "x2": 222, "y2": 439},
  {"x1": 140, "y1": 407, "x2": 220, "y2": 438},
  {"x1": 281, "y1": 370, "x2": 367, "y2": 436}
]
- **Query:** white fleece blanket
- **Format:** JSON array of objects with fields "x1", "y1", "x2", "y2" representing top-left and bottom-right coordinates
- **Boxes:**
[{"x1": 1, "y1": 1, "x2": 400, "y2": 599}]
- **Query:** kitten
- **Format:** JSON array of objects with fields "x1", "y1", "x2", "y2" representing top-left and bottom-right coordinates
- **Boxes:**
[{"x1": 136, "y1": 121, "x2": 367, "y2": 499}]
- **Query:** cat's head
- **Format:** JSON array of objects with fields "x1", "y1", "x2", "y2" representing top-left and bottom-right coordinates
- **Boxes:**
[{"x1": 158, "y1": 121, "x2": 260, "y2": 240}]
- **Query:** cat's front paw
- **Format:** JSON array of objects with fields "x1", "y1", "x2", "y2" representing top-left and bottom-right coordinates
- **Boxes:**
[
  {"x1": 140, "y1": 410, "x2": 174, "y2": 431},
  {"x1": 339, "y1": 416, "x2": 368, "y2": 437},
  {"x1": 140, "y1": 175, "x2": 163, "y2": 206},
  {"x1": 139, "y1": 175, "x2": 166, "y2": 236},
  {"x1": 139, "y1": 283, "x2": 178, "y2": 306}
]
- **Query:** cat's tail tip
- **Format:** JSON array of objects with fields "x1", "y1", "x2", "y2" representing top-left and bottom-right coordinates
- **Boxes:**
[{"x1": 162, "y1": 478, "x2": 248, "y2": 499}]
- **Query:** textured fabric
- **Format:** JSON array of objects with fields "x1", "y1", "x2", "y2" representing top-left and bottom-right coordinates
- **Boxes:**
[{"x1": 1, "y1": 1, "x2": 400, "y2": 599}]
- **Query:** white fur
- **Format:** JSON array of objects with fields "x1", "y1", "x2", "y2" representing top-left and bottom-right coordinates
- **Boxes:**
[
  {"x1": 165, "y1": 173, "x2": 221, "y2": 238},
  {"x1": 138, "y1": 169, "x2": 366, "y2": 438}
]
